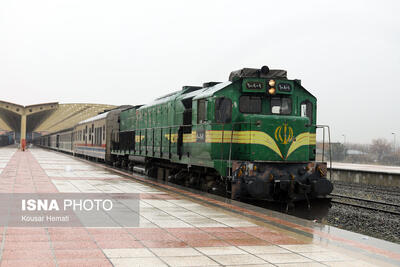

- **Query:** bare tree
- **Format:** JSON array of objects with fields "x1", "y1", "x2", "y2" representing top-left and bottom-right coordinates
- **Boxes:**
[{"x1": 370, "y1": 138, "x2": 392, "y2": 161}]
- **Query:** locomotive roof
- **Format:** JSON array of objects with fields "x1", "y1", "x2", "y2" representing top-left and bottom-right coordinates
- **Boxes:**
[
  {"x1": 139, "y1": 81, "x2": 233, "y2": 110},
  {"x1": 78, "y1": 111, "x2": 110, "y2": 124},
  {"x1": 193, "y1": 81, "x2": 232, "y2": 100},
  {"x1": 139, "y1": 90, "x2": 180, "y2": 109},
  {"x1": 229, "y1": 68, "x2": 287, "y2": 81}
]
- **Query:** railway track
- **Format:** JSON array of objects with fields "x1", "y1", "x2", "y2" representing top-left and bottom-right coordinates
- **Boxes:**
[
  {"x1": 330, "y1": 193, "x2": 400, "y2": 216},
  {"x1": 333, "y1": 182, "x2": 400, "y2": 197}
]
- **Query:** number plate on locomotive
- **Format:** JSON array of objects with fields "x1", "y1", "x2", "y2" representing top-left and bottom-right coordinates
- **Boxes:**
[
  {"x1": 246, "y1": 81, "x2": 264, "y2": 90},
  {"x1": 277, "y1": 83, "x2": 292, "y2": 92}
]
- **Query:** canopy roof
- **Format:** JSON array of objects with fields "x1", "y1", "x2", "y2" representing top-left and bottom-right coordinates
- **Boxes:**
[{"x1": 0, "y1": 100, "x2": 116, "y2": 134}]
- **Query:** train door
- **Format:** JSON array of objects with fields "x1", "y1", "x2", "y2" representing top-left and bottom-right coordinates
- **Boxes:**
[
  {"x1": 91, "y1": 124, "x2": 94, "y2": 146},
  {"x1": 179, "y1": 97, "x2": 193, "y2": 160},
  {"x1": 214, "y1": 97, "x2": 233, "y2": 160},
  {"x1": 301, "y1": 100, "x2": 314, "y2": 160},
  {"x1": 85, "y1": 125, "x2": 88, "y2": 145}
]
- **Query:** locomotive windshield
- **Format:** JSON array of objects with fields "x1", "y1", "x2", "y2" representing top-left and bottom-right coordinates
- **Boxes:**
[
  {"x1": 239, "y1": 96, "x2": 262, "y2": 113},
  {"x1": 271, "y1": 97, "x2": 292, "y2": 115}
]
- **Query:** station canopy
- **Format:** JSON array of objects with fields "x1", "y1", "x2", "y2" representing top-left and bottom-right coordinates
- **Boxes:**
[{"x1": 0, "y1": 100, "x2": 116, "y2": 136}]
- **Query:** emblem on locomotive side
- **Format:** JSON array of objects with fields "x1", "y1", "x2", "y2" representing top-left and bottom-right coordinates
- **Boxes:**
[{"x1": 274, "y1": 123, "x2": 293, "y2": 144}]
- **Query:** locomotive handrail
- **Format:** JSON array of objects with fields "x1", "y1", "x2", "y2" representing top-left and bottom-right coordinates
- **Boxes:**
[
  {"x1": 228, "y1": 123, "x2": 234, "y2": 178},
  {"x1": 314, "y1": 124, "x2": 332, "y2": 180}
]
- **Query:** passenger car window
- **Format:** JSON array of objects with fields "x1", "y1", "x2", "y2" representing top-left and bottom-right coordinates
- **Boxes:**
[
  {"x1": 271, "y1": 97, "x2": 292, "y2": 115},
  {"x1": 215, "y1": 97, "x2": 232, "y2": 123},
  {"x1": 239, "y1": 96, "x2": 262, "y2": 114}
]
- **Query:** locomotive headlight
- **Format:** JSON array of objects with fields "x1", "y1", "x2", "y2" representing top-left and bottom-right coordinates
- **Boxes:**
[
  {"x1": 268, "y1": 88, "x2": 276, "y2": 95},
  {"x1": 268, "y1": 79, "x2": 275, "y2": 87}
]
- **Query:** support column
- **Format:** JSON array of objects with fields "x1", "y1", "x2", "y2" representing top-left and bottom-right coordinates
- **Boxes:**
[{"x1": 20, "y1": 114, "x2": 26, "y2": 151}]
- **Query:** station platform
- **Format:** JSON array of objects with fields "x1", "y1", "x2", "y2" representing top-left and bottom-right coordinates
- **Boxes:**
[
  {"x1": 331, "y1": 162, "x2": 400, "y2": 175},
  {"x1": 0, "y1": 147, "x2": 399, "y2": 267},
  {"x1": 329, "y1": 162, "x2": 400, "y2": 187}
]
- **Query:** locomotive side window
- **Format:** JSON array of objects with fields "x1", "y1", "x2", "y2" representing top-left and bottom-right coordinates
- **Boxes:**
[
  {"x1": 271, "y1": 97, "x2": 292, "y2": 115},
  {"x1": 239, "y1": 96, "x2": 261, "y2": 114},
  {"x1": 197, "y1": 99, "x2": 206, "y2": 123},
  {"x1": 300, "y1": 100, "x2": 313, "y2": 124},
  {"x1": 215, "y1": 97, "x2": 232, "y2": 123}
]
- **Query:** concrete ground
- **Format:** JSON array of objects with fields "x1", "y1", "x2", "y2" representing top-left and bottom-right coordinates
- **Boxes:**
[{"x1": 0, "y1": 147, "x2": 399, "y2": 267}]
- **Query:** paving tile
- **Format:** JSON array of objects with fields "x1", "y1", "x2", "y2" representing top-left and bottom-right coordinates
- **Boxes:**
[
  {"x1": 6, "y1": 227, "x2": 47, "y2": 235},
  {"x1": 51, "y1": 241, "x2": 99, "y2": 250},
  {"x1": 47, "y1": 228, "x2": 89, "y2": 235},
  {"x1": 195, "y1": 246, "x2": 248, "y2": 255},
  {"x1": 236, "y1": 227, "x2": 278, "y2": 235},
  {"x1": 3, "y1": 241, "x2": 51, "y2": 250},
  {"x1": 4, "y1": 234, "x2": 49, "y2": 242},
  {"x1": 87, "y1": 228, "x2": 129, "y2": 235},
  {"x1": 54, "y1": 249, "x2": 106, "y2": 259},
  {"x1": 132, "y1": 231, "x2": 179, "y2": 241},
  {"x1": 210, "y1": 254, "x2": 267, "y2": 265},
  {"x1": 257, "y1": 253, "x2": 314, "y2": 264},
  {"x1": 142, "y1": 240, "x2": 188, "y2": 248},
  {"x1": 155, "y1": 221, "x2": 194, "y2": 228},
  {"x1": 254, "y1": 234, "x2": 305, "y2": 245},
  {"x1": 212, "y1": 231, "x2": 255, "y2": 240},
  {"x1": 279, "y1": 244, "x2": 329, "y2": 253},
  {"x1": 323, "y1": 260, "x2": 378, "y2": 267},
  {"x1": 90, "y1": 233, "x2": 136, "y2": 242},
  {"x1": 57, "y1": 258, "x2": 112, "y2": 267},
  {"x1": 299, "y1": 251, "x2": 353, "y2": 262},
  {"x1": 0, "y1": 259, "x2": 55, "y2": 267},
  {"x1": 49, "y1": 233, "x2": 93, "y2": 241},
  {"x1": 1, "y1": 249, "x2": 54, "y2": 260},
  {"x1": 103, "y1": 248, "x2": 154, "y2": 258},
  {"x1": 160, "y1": 255, "x2": 220, "y2": 266},
  {"x1": 126, "y1": 227, "x2": 164, "y2": 235},
  {"x1": 200, "y1": 227, "x2": 240, "y2": 233},
  {"x1": 185, "y1": 239, "x2": 229, "y2": 247},
  {"x1": 165, "y1": 227, "x2": 204, "y2": 234},
  {"x1": 172, "y1": 232, "x2": 218, "y2": 241},
  {"x1": 225, "y1": 238, "x2": 271, "y2": 246},
  {"x1": 239, "y1": 245, "x2": 289, "y2": 254},
  {"x1": 276, "y1": 263, "x2": 326, "y2": 267},
  {"x1": 151, "y1": 247, "x2": 202, "y2": 257},
  {"x1": 110, "y1": 257, "x2": 167, "y2": 267},
  {"x1": 96, "y1": 240, "x2": 144, "y2": 249}
]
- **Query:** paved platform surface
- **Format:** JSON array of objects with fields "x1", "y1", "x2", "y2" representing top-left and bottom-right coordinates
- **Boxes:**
[
  {"x1": 331, "y1": 162, "x2": 400, "y2": 174},
  {"x1": 0, "y1": 147, "x2": 399, "y2": 267}
]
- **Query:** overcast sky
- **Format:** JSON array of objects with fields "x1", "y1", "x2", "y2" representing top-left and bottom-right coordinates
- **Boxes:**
[{"x1": 0, "y1": 0, "x2": 399, "y2": 144}]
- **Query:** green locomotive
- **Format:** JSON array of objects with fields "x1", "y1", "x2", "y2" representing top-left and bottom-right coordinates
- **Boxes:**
[{"x1": 111, "y1": 66, "x2": 333, "y2": 202}]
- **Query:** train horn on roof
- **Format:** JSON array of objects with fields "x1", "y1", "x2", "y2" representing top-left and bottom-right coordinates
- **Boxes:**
[{"x1": 260, "y1": 66, "x2": 270, "y2": 75}]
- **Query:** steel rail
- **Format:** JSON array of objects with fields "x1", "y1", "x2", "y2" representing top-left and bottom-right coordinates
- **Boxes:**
[
  {"x1": 333, "y1": 182, "x2": 400, "y2": 196},
  {"x1": 330, "y1": 193, "x2": 400, "y2": 208},
  {"x1": 330, "y1": 196, "x2": 400, "y2": 216}
]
